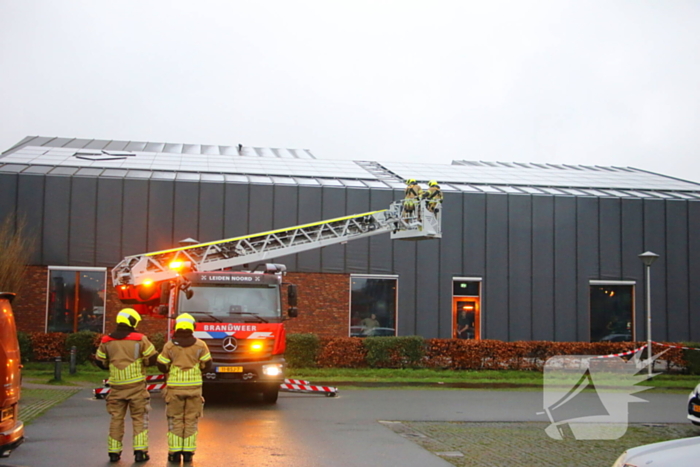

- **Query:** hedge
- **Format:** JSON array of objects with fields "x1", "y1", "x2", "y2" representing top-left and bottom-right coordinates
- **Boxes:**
[{"x1": 285, "y1": 334, "x2": 692, "y2": 371}]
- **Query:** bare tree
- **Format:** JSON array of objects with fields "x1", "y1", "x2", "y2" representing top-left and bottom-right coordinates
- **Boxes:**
[{"x1": 0, "y1": 214, "x2": 36, "y2": 295}]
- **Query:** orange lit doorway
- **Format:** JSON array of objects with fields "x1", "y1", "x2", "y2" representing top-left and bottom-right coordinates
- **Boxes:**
[{"x1": 453, "y1": 298, "x2": 480, "y2": 339}]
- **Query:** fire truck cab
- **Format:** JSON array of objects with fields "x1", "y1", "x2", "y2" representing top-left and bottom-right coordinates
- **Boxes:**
[{"x1": 163, "y1": 266, "x2": 296, "y2": 403}]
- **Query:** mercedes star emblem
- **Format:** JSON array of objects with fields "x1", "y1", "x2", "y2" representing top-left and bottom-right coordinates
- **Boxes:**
[{"x1": 222, "y1": 336, "x2": 238, "y2": 352}]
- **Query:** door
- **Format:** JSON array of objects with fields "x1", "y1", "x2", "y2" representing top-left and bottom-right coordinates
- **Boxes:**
[{"x1": 453, "y1": 297, "x2": 480, "y2": 340}]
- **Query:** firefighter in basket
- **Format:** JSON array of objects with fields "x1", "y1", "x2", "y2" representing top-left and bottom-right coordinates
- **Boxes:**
[
  {"x1": 95, "y1": 308, "x2": 158, "y2": 463},
  {"x1": 422, "y1": 180, "x2": 443, "y2": 213},
  {"x1": 403, "y1": 178, "x2": 423, "y2": 217},
  {"x1": 157, "y1": 313, "x2": 213, "y2": 463}
]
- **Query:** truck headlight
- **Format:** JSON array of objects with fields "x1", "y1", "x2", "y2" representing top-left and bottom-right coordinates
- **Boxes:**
[{"x1": 262, "y1": 364, "x2": 282, "y2": 376}]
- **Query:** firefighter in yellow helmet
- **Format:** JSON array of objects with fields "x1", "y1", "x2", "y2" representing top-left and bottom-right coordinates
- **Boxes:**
[
  {"x1": 95, "y1": 308, "x2": 157, "y2": 463},
  {"x1": 403, "y1": 178, "x2": 423, "y2": 217},
  {"x1": 422, "y1": 180, "x2": 443, "y2": 213},
  {"x1": 157, "y1": 313, "x2": 212, "y2": 463}
]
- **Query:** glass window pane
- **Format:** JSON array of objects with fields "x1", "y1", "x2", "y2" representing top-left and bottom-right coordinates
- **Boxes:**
[
  {"x1": 589, "y1": 285, "x2": 634, "y2": 342},
  {"x1": 350, "y1": 276, "x2": 397, "y2": 337},
  {"x1": 47, "y1": 269, "x2": 106, "y2": 333}
]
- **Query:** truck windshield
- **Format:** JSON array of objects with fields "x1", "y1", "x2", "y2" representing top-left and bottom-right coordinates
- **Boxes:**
[{"x1": 178, "y1": 285, "x2": 281, "y2": 321}]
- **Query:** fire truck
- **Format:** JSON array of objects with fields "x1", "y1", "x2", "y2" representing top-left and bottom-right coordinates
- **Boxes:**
[{"x1": 112, "y1": 199, "x2": 441, "y2": 403}]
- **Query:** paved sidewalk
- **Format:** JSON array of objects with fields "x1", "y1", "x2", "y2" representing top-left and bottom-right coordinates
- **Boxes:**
[
  {"x1": 19, "y1": 382, "x2": 82, "y2": 424},
  {"x1": 385, "y1": 421, "x2": 700, "y2": 467}
]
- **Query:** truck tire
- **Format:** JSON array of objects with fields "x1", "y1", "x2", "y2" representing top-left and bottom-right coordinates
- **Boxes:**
[{"x1": 262, "y1": 387, "x2": 279, "y2": 404}]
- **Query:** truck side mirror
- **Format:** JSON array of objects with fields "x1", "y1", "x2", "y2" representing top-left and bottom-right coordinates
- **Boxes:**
[
  {"x1": 288, "y1": 307, "x2": 298, "y2": 318},
  {"x1": 287, "y1": 284, "x2": 298, "y2": 307}
]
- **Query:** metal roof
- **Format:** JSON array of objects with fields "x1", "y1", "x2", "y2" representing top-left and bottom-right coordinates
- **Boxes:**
[{"x1": 2, "y1": 136, "x2": 700, "y2": 200}]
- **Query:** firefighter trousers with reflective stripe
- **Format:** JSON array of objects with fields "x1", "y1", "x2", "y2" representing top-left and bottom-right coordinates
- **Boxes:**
[
  {"x1": 106, "y1": 382, "x2": 151, "y2": 453},
  {"x1": 165, "y1": 386, "x2": 203, "y2": 452}
]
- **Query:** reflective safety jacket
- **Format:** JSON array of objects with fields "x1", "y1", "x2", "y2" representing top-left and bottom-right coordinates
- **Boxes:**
[
  {"x1": 157, "y1": 338, "x2": 212, "y2": 388},
  {"x1": 96, "y1": 333, "x2": 157, "y2": 386}
]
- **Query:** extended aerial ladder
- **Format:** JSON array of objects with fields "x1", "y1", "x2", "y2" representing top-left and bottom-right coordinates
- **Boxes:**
[{"x1": 112, "y1": 199, "x2": 441, "y2": 288}]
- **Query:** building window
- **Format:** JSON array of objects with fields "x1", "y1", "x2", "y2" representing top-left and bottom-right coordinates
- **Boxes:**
[
  {"x1": 589, "y1": 283, "x2": 634, "y2": 342},
  {"x1": 349, "y1": 275, "x2": 397, "y2": 337},
  {"x1": 452, "y1": 278, "x2": 481, "y2": 340},
  {"x1": 47, "y1": 267, "x2": 106, "y2": 333}
]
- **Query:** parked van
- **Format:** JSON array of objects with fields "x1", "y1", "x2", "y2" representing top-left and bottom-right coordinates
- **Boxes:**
[{"x1": 0, "y1": 292, "x2": 24, "y2": 457}]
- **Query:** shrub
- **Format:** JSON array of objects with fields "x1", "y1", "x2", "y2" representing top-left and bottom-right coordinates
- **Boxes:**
[
  {"x1": 65, "y1": 331, "x2": 99, "y2": 364},
  {"x1": 149, "y1": 332, "x2": 166, "y2": 354},
  {"x1": 29, "y1": 332, "x2": 67, "y2": 361},
  {"x1": 285, "y1": 333, "x2": 321, "y2": 368},
  {"x1": 317, "y1": 338, "x2": 366, "y2": 368},
  {"x1": 17, "y1": 331, "x2": 33, "y2": 363},
  {"x1": 363, "y1": 336, "x2": 426, "y2": 368}
]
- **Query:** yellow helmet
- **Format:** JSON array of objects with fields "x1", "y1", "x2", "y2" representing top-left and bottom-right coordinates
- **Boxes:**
[
  {"x1": 116, "y1": 308, "x2": 142, "y2": 327},
  {"x1": 175, "y1": 313, "x2": 196, "y2": 331},
  {"x1": 429, "y1": 180, "x2": 439, "y2": 187},
  {"x1": 406, "y1": 178, "x2": 416, "y2": 185}
]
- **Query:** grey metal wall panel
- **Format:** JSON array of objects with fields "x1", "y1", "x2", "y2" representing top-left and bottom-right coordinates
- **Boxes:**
[
  {"x1": 96, "y1": 178, "x2": 123, "y2": 266},
  {"x1": 599, "y1": 197, "x2": 622, "y2": 279},
  {"x1": 199, "y1": 182, "x2": 225, "y2": 242},
  {"x1": 0, "y1": 174, "x2": 17, "y2": 225},
  {"x1": 484, "y1": 194, "x2": 509, "y2": 340},
  {"x1": 554, "y1": 196, "x2": 577, "y2": 341},
  {"x1": 665, "y1": 200, "x2": 689, "y2": 341},
  {"x1": 508, "y1": 195, "x2": 532, "y2": 340},
  {"x1": 643, "y1": 199, "x2": 667, "y2": 341},
  {"x1": 416, "y1": 234, "x2": 440, "y2": 338},
  {"x1": 688, "y1": 201, "x2": 700, "y2": 341},
  {"x1": 368, "y1": 189, "x2": 393, "y2": 275},
  {"x1": 173, "y1": 181, "x2": 200, "y2": 244},
  {"x1": 248, "y1": 184, "x2": 274, "y2": 235},
  {"x1": 296, "y1": 186, "x2": 322, "y2": 272},
  {"x1": 345, "y1": 188, "x2": 370, "y2": 273},
  {"x1": 273, "y1": 185, "x2": 298, "y2": 270},
  {"x1": 321, "y1": 187, "x2": 346, "y2": 273},
  {"x1": 463, "y1": 193, "x2": 486, "y2": 275},
  {"x1": 532, "y1": 196, "x2": 555, "y2": 341},
  {"x1": 147, "y1": 180, "x2": 174, "y2": 252},
  {"x1": 438, "y1": 192, "x2": 464, "y2": 337},
  {"x1": 121, "y1": 179, "x2": 149, "y2": 256},
  {"x1": 620, "y1": 199, "x2": 644, "y2": 340},
  {"x1": 17, "y1": 174, "x2": 44, "y2": 264},
  {"x1": 576, "y1": 197, "x2": 599, "y2": 341},
  {"x1": 69, "y1": 177, "x2": 97, "y2": 265},
  {"x1": 393, "y1": 189, "x2": 416, "y2": 336},
  {"x1": 42, "y1": 176, "x2": 69, "y2": 265},
  {"x1": 223, "y1": 183, "x2": 249, "y2": 239}
]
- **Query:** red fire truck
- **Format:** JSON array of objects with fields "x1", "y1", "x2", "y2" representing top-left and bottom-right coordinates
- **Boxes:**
[
  {"x1": 0, "y1": 292, "x2": 24, "y2": 457},
  {"x1": 113, "y1": 199, "x2": 441, "y2": 402}
]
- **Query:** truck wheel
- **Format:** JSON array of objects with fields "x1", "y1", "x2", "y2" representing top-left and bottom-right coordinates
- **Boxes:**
[{"x1": 262, "y1": 387, "x2": 279, "y2": 404}]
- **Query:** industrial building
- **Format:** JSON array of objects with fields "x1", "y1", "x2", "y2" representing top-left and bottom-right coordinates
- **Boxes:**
[{"x1": 2, "y1": 136, "x2": 699, "y2": 342}]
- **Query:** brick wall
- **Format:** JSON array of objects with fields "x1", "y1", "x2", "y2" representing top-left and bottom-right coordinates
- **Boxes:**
[
  {"x1": 14, "y1": 266, "x2": 351, "y2": 339},
  {"x1": 283, "y1": 272, "x2": 350, "y2": 338}
]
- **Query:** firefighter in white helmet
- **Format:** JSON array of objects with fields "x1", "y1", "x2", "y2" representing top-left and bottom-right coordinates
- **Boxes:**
[
  {"x1": 96, "y1": 308, "x2": 157, "y2": 463},
  {"x1": 157, "y1": 313, "x2": 212, "y2": 463}
]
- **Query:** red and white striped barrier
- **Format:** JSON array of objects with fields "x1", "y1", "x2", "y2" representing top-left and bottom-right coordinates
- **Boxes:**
[
  {"x1": 653, "y1": 342, "x2": 700, "y2": 351},
  {"x1": 280, "y1": 383, "x2": 338, "y2": 397},
  {"x1": 94, "y1": 383, "x2": 166, "y2": 399},
  {"x1": 95, "y1": 378, "x2": 336, "y2": 398},
  {"x1": 591, "y1": 344, "x2": 648, "y2": 359}
]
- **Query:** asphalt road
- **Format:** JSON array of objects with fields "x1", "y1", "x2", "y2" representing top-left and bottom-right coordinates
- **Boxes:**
[{"x1": 0, "y1": 388, "x2": 692, "y2": 467}]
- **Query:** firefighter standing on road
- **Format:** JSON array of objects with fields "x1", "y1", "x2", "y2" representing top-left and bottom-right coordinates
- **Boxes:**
[
  {"x1": 157, "y1": 313, "x2": 212, "y2": 463},
  {"x1": 96, "y1": 308, "x2": 157, "y2": 463}
]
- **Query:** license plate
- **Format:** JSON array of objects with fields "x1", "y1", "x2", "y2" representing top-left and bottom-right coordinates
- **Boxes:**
[
  {"x1": 217, "y1": 366, "x2": 243, "y2": 373},
  {"x1": 693, "y1": 404, "x2": 700, "y2": 413},
  {"x1": 0, "y1": 406, "x2": 13, "y2": 422}
]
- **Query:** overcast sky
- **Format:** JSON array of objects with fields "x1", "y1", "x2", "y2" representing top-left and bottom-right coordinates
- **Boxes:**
[{"x1": 1, "y1": 1, "x2": 699, "y2": 182}]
